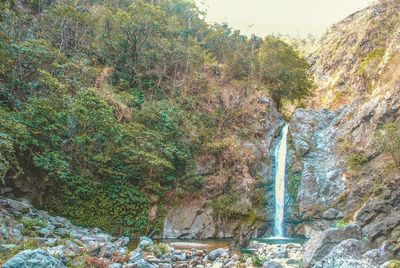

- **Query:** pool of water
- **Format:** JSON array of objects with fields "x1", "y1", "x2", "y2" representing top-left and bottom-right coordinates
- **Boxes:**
[
  {"x1": 253, "y1": 237, "x2": 308, "y2": 245},
  {"x1": 128, "y1": 238, "x2": 231, "y2": 251}
]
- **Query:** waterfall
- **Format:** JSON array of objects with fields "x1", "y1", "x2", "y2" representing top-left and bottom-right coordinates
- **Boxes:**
[{"x1": 272, "y1": 124, "x2": 288, "y2": 238}]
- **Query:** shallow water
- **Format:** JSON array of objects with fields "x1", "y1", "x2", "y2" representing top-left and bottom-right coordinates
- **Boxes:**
[
  {"x1": 253, "y1": 237, "x2": 308, "y2": 245},
  {"x1": 128, "y1": 238, "x2": 231, "y2": 251}
]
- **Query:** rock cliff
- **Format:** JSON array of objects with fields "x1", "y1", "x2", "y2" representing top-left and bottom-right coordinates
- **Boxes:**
[{"x1": 287, "y1": 0, "x2": 400, "y2": 255}]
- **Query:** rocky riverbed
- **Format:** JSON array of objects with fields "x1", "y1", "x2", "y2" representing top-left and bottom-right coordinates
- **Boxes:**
[{"x1": 1, "y1": 198, "x2": 399, "y2": 268}]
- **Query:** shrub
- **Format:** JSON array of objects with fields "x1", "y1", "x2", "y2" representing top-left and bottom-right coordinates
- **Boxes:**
[
  {"x1": 251, "y1": 255, "x2": 266, "y2": 267},
  {"x1": 210, "y1": 194, "x2": 248, "y2": 218},
  {"x1": 336, "y1": 219, "x2": 348, "y2": 228},
  {"x1": 348, "y1": 153, "x2": 368, "y2": 171},
  {"x1": 151, "y1": 243, "x2": 170, "y2": 257},
  {"x1": 20, "y1": 217, "x2": 46, "y2": 236},
  {"x1": 375, "y1": 123, "x2": 400, "y2": 165}
]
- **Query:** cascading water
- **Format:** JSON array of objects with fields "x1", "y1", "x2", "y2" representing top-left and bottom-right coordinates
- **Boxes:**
[{"x1": 272, "y1": 124, "x2": 288, "y2": 238}]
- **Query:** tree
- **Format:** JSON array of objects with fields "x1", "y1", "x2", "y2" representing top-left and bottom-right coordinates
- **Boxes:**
[{"x1": 258, "y1": 37, "x2": 313, "y2": 107}]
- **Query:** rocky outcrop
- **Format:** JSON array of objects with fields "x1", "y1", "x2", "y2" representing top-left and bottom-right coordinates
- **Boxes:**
[
  {"x1": 289, "y1": 108, "x2": 347, "y2": 231},
  {"x1": 286, "y1": 0, "x2": 400, "y2": 250},
  {"x1": 303, "y1": 225, "x2": 396, "y2": 268}
]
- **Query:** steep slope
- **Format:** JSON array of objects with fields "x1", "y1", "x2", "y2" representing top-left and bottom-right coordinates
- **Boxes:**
[
  {"x1": 307, "y1": 0, "x2": 400, "y2": 109},
  {"x1": 288, "y1": 0, "x2": 400, "y2": 256}
]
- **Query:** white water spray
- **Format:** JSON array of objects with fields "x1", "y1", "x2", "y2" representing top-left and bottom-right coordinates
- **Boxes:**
[{"x1": 272, "y1": 124, "x2": 288, "y2": 238}]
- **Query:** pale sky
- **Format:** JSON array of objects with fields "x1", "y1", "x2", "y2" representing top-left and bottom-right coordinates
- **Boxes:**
[{"x1": 195, "y1": 0, "x2": 374, "y2": 37}]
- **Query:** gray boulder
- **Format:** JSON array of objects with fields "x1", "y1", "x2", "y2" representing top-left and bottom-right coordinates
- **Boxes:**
[
  {"x1": 138, "y1": 236, "x2": 153, "y2": 249},
  {"x1": 303, "y1": 224, "x2": 362, "y2": 267},
  {"x1": 362, "y1": 248, "x2": 392, "y2": 266},
  {"x1": 131, "y1": 259, "x2": 157, "y2": 268},
  {"x1": 46, "y1": 245, "x2": 67, "y2": 262},
  {"x1": 2, "y1": 199, "x2": 32, "y2": 214},
  {"x1": 171, "y1": 251, "x2": 186, "y2": 261},
  {"x1": 2, "y1": 249, "x2": 66, "y2": 268},
  {"x1": 108, "y1": 263, "x2": 123, "y2": 268},
  {"x1": 206, "y1": 248, "x2": 229, "y2": 261},
  {"x1": 263, "y1": 261, "x2": 283, "y2": 268},
  {"x1": 313, "y1": 239, "x2": 375, "y2": 268},
  {"x1": 54, "y1": 228, "x2": 69, "y2": 238}
]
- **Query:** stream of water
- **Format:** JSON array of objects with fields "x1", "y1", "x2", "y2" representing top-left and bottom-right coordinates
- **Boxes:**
[{"x1": 272, "y1": 124, "x2": 289, "y2": 238}]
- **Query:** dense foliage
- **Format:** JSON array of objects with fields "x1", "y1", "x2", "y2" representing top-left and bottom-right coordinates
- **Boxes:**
[{"x1": 0, "y1": 0, "x2": 312, "y2": 235}]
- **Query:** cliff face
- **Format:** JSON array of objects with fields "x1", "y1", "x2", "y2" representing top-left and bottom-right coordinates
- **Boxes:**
[
  {"x1": 162, "y1": 94, "x2": 285, "y2": 245},
  {"x1": 288, "y1": 0, "x2": 400, "y2": 253}
]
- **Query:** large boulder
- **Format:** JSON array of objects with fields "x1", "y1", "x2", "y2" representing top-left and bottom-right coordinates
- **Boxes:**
[
  {"x1": 0, "y1": 199, "x2": 32, "y2": 214},
  {"x1": 2, "y1": 249, "x2": 66, "y2": 268},
  {"x1": 162, "y1": 202, "x2": 217, "y2": 239},
  {"x1": 303, "y1": 224, "x2": 363, "y2": 267},
  {"x1": 313, "y1": 239, "x2": 375, "y2": 268}
]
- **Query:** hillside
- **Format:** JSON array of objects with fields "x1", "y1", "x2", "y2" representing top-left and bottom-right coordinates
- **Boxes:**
[
  {"x1": 307, "y1": 0, "x2": 400, "y2": 109},
  {"x1": 0, "y1": 0, "x2": 311, "y2": 241}
]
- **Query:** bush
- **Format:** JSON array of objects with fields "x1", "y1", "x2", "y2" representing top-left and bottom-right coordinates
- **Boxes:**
[
  {"x1": 251, "y1": 255, "x2": 266, "y2": 267},
  {"x1": 210, "y1": 194, "x2": 248, "y2": 218},
  {"x1": 336, "y1": 219, "x2": 348, "y2": 228},
  {"x1": 20, "y1": 217, "x2": 46, "y2": 236},
  {"x1": 348, "y1": 153, "x2": 368, "y2": 171}
]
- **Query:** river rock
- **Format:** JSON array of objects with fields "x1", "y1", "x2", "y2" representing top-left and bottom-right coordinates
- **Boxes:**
[
  {"x1": 206, "y1": 248, "x2": 229, "y2": 261},
  {"x1": 263, "y1": 261, "x2": 283, "y2": 268},
  {"x1": 2, "y1": 249, "x2": 66, "y2": 268}
]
